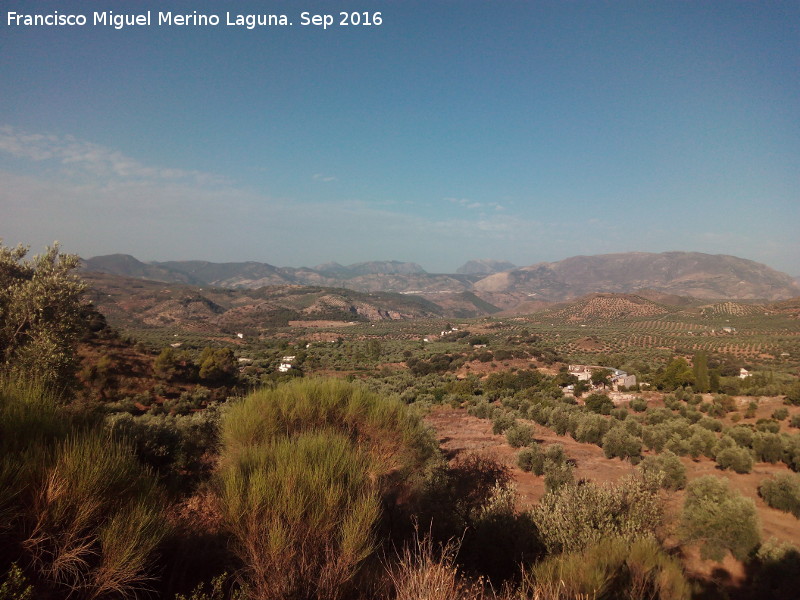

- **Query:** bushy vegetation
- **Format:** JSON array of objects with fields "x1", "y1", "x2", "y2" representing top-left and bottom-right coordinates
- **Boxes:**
[
  {"x1": 532, "y1": 472, "x2": 664, "y2": 554},
  {"x1": 759, "y1": 472, "x2": 800, "y2": 518},
  {"x1": 681, "y1": 476, "x2": 760, "y2": 561},
  {"x1": 217, "y1": 378, "x2": 437, "y2": 599},
  {"x1": 639, "y1": 450, "x2": 687, "y2": 490},
  {"x1": 520, "y1": 536, "x2": 690, "y2": 600},
  {"x1": 0, "y1": 242, "x2": 87, "y2": 386},
  {"x1": 0, "y1": 377, "x2": 165, "y2": 598}
]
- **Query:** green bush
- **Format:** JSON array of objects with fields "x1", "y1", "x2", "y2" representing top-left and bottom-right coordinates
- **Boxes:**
[
  {"x1": 727, "y1": 424, "x2": 754, "y2": 448},
  {"x1": 543, "y1": 461, "x2": 574, "y2": 494},
  {"x1": 0, "y1": 378, "x2": 165, "y2": 598},
  {"x1": 505, "y1": 423, "x2": 535, "y2": 448},
  {"x1": 520, "y1": 536, "x2": 690, "y2": 600},
  {"x1": 681, "y1": 476, "x2": 760, "y2": 561},
  {"x1": 602, "y1": 426, "x2": 642, "y2": 462},
  {"x1": 790, "y1": 414, "x2": 800, "y2": 429},
  {"x1": 219, "y1": 431, "x2": 379, "y2": 600},
  {"x1": 753, "y1": 432, "x2": 784, "y2": 463},
  {"x1": 629, "y1": 397, "x2": 648, "y2": 412},
  {"x1": 221, "y1": 378, "x2": 435, "y2": 482},
  {"x1": 716, "y1": 446, "x2": 754, "y2": 473},
  {"x1": 491, "y1": 412, "x2": 516, "y2": 435},
  {"x1": 573, "y1": 413, "x2": 612, "y2": 446},
  {"x1": 773, "y1": 407, "x2": 790, "y2": 421},
  {"x1": 759, "y1": 472, "x2": 800, "y2": 518},
  {"x1": 585, "y1": 393, "x2": 614, "y2": 415},
  {"x1": 756, "y1": 418, "x2": 780, "y2": 434},
  {"x1": 532, "y1": 472, "x2": 663, "y2": 554},
  {"x1": 639, "y1": 450, "x2": 687, "y2": 490},
  {"x1": 217, "y1": 378, "x2": 438, "y2": 599},
  {"x1": 517, "y1": 445, "x2": 543, "y2": 474}
]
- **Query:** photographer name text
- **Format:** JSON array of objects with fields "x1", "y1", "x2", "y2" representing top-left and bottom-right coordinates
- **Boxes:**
[{"x1": 5, "y1": 10, "x2": 383, "y2": 30}]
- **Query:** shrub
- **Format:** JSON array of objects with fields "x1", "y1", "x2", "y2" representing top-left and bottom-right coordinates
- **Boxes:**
[
  {"x1": 602, "y1": 426, "x2": 642, "y2": 462},
  {"x1": 532, "y1": 472, "x2": 664, "y2": 554},
  {"x1": 639, "y1": 450, "x2": 687, "y2": 490},
  {"x1": 753, "y1": 432, "x2": 784, "y2": 463},
  {"x1": 585, "y1": 393, "x2": 614, "y2": 415},
  {"x1": 611, "y1": 407, "x2": 628, "y2": 421},
  {"x1": 221, "y1": 378, "x2": 435, "y2": 483},
  {"x1": 505, "y1": 423, "x2": 534, "y2": 448},
  {"x1": 0, "y1": 378, "x2": 165, "y2": 598},
  {"x1": 697, "y1": 417, "x2": 723, "y2": 432},
  {"x1": 716, "y1": 446, "x2": 754, "y2": 473},
  {"x1": 773, "y1": 407, "x2": 790, "y2": 421},
  {"x1": 759, "y1": 472, "x2": 800, "y2": 518},
  {"x1": 688, "y1": 428, "x2": 717, "y2": 460},
  {"x1": 681, "y1": 476, "x2": 760, "y2": 561},
  {"x1": 629, "y1": 397, "x2": 648, "y2": 412},
  {"x1": 0, "y1": 243, "x2": 87, "y2": 387},
  {"x1": 756, "y1": 418, "x2": 780, "y2": 434},
  {"x1": 543, "y1": 461, "x2": 574, "y2": 493},
  {"x1": 217, "y1": 378, "x2": 437, "y2": 600},
  {"x1": 491, "y1": 412, "x2": 516, "y2": 435},
  {"x1": 218, "y1": 431, "x2": 379, "y2": 600},
  {"x1": 520, "y1": 536, "x2": 690, "y2": 600},
  {"x1": 573, "y1": 413, "x2": 612, "y2": 446},
  {"x1": 517, "y1": 446, "x2": 542, "y2": 474},
  {"x1": 747, "y1": 539, "x2": 800, "y2": 599},
  {"x1": 727, "y1": 424, "x2": 754, "y2": 448},
  {"x1": 791, "y1": 414, "x2": 800, "y2": 429},
  {"x1": 386, "y1": 532, "x2": 489, "y2": 600}
]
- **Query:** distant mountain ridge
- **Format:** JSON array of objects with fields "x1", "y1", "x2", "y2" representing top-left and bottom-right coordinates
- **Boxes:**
[
  {"x1": 456, "y1": 259, "x2": 517, "y2": 275},
  {"x1": 82, "y1": 251, "x2": 800, "y2": 307}
]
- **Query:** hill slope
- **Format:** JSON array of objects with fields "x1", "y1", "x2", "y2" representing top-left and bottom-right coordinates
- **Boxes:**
[
  {"x1": 83, "y1": 251, "x2": 800, "y2": 305},
  {"x1": 473, "y1": 252, "x2": 799, "y2": 301}
]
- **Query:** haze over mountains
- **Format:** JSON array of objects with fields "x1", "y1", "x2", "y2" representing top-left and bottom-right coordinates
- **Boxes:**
[{"x1": 82, "y1": 251, "x2": 800, "y2": 311}]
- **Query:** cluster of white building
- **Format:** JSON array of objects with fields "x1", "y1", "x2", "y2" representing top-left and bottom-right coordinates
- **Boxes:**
[{"x1": 567, "y1": 365, "x2": 637, "y2": 390}]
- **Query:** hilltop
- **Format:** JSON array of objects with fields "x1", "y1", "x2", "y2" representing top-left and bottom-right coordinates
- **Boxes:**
[{"x1": 82, "y1": 251, "x2": 800, "y2": 310}]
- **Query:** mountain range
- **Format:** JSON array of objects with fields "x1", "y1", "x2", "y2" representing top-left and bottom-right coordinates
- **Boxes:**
[{"x1": 82, "y1": 251, "x2": 800, "y2": 311}]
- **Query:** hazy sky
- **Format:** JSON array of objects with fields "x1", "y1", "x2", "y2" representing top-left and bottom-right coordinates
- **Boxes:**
[{"x1": 1, "y1": 1, "x2": 798, "y2": 274}]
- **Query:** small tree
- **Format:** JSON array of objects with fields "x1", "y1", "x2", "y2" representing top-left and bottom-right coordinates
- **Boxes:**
[
  {"x1": 639, "y1": 450, "x2": 687, "y2": 490},
  {"x1": 681, "y1": 476, "x2": 760, "y2": 561},
  {"x1": 759, "y1": 472, "x2": 800, "y2": 518},
  {"x1": 0, "y1": 242, "x2": 87, "y2": 386}
]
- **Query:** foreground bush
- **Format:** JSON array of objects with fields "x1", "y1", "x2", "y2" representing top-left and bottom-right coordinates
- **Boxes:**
[
  {"x1": 532, "y1": 472, "x2": 664, "y2": 554},
  {"x1": 520, "y1": 536, "x2": 690, "y2": 600},
  {"x1": 0, "y1": 377, "x2": 165, "y2": 598},
  {"x1": 759, "y1": 472, "x2": 800, "y2": 518},
  {"x1": 220, "y1": 378, "x2": 435, "y2": 484},
  {"x1": 218, "y1": 431, "x2": 379, "y2": 600},
  {"x1": 681, "y1": 476, "x2": 760, "y2": 561},
  {"x1": 218, "y1": 378, "x2": 437, "y2": 600}
]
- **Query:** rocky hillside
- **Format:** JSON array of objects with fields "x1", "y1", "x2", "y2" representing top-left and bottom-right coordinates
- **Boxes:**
[{"x1": 81, "y1": 272, "x2": 447, "y2": 333}]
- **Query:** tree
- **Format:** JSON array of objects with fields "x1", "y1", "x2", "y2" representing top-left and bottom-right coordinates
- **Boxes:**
[
  {"x1": 0, "y1": 242, "x2": 87, "y2": 386},
  {"x1": 591, "y1": 368, "x2": 612, "y2": 389},
  {"x1": 655, "y1": 358, "x2": 695, "y2": 390},
  {"x1": 692, "y1": 352, "x2": 710, "y2": 393},
  {"x1": 154, "y1": 347, "x2": 178, "y2": 380},
  {"x1": 681, "y1": 476, "x2": 760, "y2": 561},
  {"x1": 198, "y1": 347, "x2": 236, "y2": 382}
]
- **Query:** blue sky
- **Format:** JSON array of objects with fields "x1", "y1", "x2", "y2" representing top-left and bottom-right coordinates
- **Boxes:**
[{"x1": 1, "y1": 1, "x2": 798, "y2": 274}]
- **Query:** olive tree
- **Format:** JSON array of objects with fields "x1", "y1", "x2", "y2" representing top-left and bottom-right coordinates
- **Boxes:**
[
  {"x1": 680, "y1": 476, "x2": 760, "y2": 561},
  {"x1": 0, "y1": 242, "x2": 87, "y2": 386}
]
